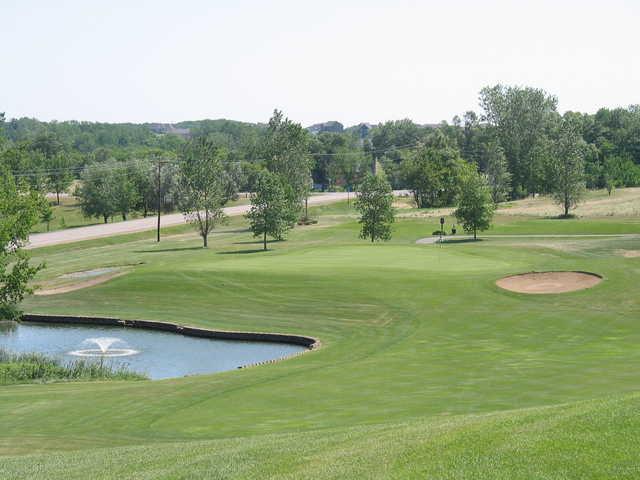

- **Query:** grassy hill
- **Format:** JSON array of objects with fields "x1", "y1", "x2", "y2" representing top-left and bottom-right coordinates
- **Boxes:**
[{"x1": 2, "y1": 192, "x2": 640, "y2": 478}]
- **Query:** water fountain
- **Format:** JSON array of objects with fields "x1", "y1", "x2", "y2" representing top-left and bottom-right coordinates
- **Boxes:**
[{"x1": 69, "y1": 337, "x2": 139, "y2": 357}]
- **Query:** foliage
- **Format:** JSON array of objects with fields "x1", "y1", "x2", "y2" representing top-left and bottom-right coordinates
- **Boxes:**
[
  {"x1": 355, "y1": 173, "x2": 394, "y2": 242},
  {"x1": 453, "y1": 167, "x2": 496, "y2": 239},
  {"x1": 483, "y1": 142, "x2": 512, "y2": 203},
  {"x1": 400, "y1": 131, "x2": 465, "y2": 208},
  {"x1": 549, "y1": 120, "x2": 586, "y2": 217},
  {"x1": 479, "y1": 84, "x2": 558, "y2": 196},
  {"x1": 262, "y1": 109, "x2": 311, "y2": 221},
  {"x1": 75, "y1": 160, "x2": 118, "y2": 223},
  {"x1": 177, "y1": 138, "x2": 228, "y2": 247},
  {"x1": 246, "y1": 170, "x2": 291, "y2": 250},
  {"x1": 45, "y1": 153, "x2": 75, "y2": 204},
  {"x1": 0, "y1": 349, "x2": 146, "y2": 384},
  {"x1": 0, "y1": 167, "x2": 47, "y2": 320}
]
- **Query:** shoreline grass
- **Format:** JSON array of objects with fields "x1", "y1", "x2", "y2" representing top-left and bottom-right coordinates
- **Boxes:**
[{"x1": 0, "y1": 349, "x2": 147, "y2": 385}]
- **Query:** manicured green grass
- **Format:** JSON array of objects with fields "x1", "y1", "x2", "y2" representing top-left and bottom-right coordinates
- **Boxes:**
[{"x1": 2, "y1": 199, "x2": 640, "y2": 478}]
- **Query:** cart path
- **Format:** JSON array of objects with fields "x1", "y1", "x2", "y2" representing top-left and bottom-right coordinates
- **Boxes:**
[{"x1": 416, "y1": 233, "x2": 640, "y2": 244}]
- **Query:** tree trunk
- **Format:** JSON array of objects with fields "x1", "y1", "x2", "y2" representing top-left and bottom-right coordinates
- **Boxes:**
[
  {"x1": 263, "y1": 231, "x2": 267, "y2": 251},
  {"x1": 474, "y1": 227, "x2": 477, "y2": 240},
  {"x1": 203, "y1": 234, "x2": 208, "y2": 248},
  {"x1": 122, "y1": 213, "x2": 127, "y2": 221},
  {"x1": 103, "y1": 215, "x2": 108, "y2": 224},
  {"x1": 56, "y1": 191, "x2": 60, "y2": 205}
]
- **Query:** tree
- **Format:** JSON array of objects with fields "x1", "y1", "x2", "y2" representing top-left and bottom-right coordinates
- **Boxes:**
[
  {"x1": 355, "y1": 173, "x2": 395, "y2": 242},
  {"x1": 177, "y1": 138, "x2": 227, "y2": 248},
  {"x1": 549, "y1": 121, "x2": 586, "y2": 217},
  {"x1": 41, "y1": 202, "x2": 54, "y2": 232},
  {"x1": 480, "y1": 84, "x2": 558, "y2": 196},
  {"x1": 45, "y1": 153, "x2": 74, "y2": 205},
  {"x1": 400, "y1": 131, "x2": 465, "y2": 208},
  {"x1": 111, "y1": 163, "x2": 139, "y2": 221},
  {"x1": 0, "y1": 166, "x2": 47, "y2": 319},
  {"x1": 483, "y1": 142, "x2": 512, "y2": 203},
  {"x1": 246, "y1": 171, "x2": 291, "y2": 251},
  {"x1": 454, "y1": 167, "x2": 496, "y2": 240},
  {"x1": 262, "y1": 109, "x2": 311, "y2": 222},
  {"x1": 77, "y1": 162, "x2": 117, "y2": 223}
]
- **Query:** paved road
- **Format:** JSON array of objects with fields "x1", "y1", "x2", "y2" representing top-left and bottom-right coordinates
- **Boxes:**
[
  {"x1": 416, "y1": 233, "x2": 639, "y2": 244},
  {"x1": 28, "y1": 191, "x2": 369, "y2": 249}
]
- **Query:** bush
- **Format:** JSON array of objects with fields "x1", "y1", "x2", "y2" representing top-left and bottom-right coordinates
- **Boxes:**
[
  {"x1": 297, "y1": 216, "x2": 318, "y2": 226},
  {"x1": 432, "y1": 230, "x2": 447, "y2": 236}
]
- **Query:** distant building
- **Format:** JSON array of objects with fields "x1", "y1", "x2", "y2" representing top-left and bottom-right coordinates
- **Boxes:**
[
  {"x1": 148, "y1": 123, "x2": 191, "y2": 138},
  {"x1": 354, "y1": 123, "x2": 374, "y2": 140},
  {"x1": 307, "y1": 121, "x2": 344, "y2": 135}
]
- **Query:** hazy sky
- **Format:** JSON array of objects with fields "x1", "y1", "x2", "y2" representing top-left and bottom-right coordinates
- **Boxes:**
[{"x1": 2, "y1": 0, "x2": 638, "y2": 126}]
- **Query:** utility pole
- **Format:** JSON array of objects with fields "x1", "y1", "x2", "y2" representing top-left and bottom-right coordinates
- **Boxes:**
[{"x1": 156, "y1": 159, "x2": 168, "y2": 242}]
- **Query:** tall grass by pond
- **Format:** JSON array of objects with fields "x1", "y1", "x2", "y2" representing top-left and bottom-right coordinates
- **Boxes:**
[{"x1": 0, "y1": 349, "x2": 147, "y2": 385}]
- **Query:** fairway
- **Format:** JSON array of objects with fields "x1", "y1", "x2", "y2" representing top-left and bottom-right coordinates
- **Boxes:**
[{"x1": 1, "y1": 200, "x2": 640, "y2": 478}]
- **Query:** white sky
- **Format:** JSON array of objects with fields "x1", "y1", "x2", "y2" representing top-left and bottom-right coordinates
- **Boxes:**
[{"x1": 1, "y1": 0, "x2": 638, "y2": 126}]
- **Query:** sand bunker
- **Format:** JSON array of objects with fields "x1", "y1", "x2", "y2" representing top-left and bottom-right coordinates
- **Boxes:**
[
  {"x1": 35, "y1": 268, "x2": 126, "y2": 296},
  {"x1": 618, "y1": 250, "x2": 640, "y2": 258},
  {"x1": 496, "y1": 271, "x2": 602, "y2": 294}
]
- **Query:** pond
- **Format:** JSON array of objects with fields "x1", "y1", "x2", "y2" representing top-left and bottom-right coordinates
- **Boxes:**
[{"x1": 0, "y1": 321, "x2": 307, "y2": 380}]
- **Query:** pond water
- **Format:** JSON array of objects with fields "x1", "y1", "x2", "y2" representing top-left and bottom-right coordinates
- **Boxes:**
[{"x1": 0, "y1": 321, "x2": 306, "y2": 380}]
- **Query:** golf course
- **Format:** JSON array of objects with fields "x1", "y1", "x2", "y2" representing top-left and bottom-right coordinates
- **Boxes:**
[{"x1": 1, "y1": 191, "x2": 639, "y2": 479}]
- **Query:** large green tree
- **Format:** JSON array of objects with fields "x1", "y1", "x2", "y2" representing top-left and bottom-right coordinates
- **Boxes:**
[
  {"x1": 111, "y1": 162, "x2": 139, "y2": 221},
  {"x1": 480, "y1": 84, "x2": 558, "y2": 196},
  {"x1": 355, "y1": 173, "x2": 395, "y2": 242},
  {"x1": 45, "y1": 153, "x2": 75, "y2": 205},
  {"x1": 262, "y1": 110, "x2": 311, "y2": 222},
  {"x1": 483, "y1": 142, "x2": 512, "y2": 203},
  {"x1": 246, "y1": 171, "x2": 291, "y2": 251},
  {"x1": 549, "y1": 120, "x2": 586, "y2": 217},
  {"x1": 0, "y1": 167, "x2": 47, "y2": 319},
  {"x1": 453, "y1": 167, "x2": 496, "y2": 240},
  {"x1": 400, "y1": 131, "x2": 465, "y2": 208},
  {"x1": 177, "y1": 138, "x2": 227, "y2": 248},
  {"x1": 77, "y1": 162, "x2": 118, "y2": 223}
]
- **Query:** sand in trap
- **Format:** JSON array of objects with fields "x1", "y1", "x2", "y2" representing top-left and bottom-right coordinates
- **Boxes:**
[
  {"x1": 618, "y1": 250, "x2": 640, "y2": 258},
  {"x1": 35, "y1": 268, "x2": 126, "y2": 296},
  {"x1": 496, "y1": 271, "x2": 602, "y2": 294}
]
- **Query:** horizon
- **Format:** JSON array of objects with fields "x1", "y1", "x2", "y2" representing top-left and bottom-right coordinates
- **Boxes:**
[{"x1": 2, "y1": 0, "x2": 639, "y2": 125}]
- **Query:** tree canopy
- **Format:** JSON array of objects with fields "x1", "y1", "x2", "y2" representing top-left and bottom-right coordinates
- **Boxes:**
[
  {"x1": 0, "y1": 167, "x2": 47, "y2": 319},
  {"x1": 355, "y1": 173, "x2": 395, "y2": 242}
]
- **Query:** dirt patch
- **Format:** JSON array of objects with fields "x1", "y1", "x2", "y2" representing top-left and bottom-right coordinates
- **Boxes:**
[
  {"x1": 618, "y1": 250, "x2": 640, "y2": 258},
  {"x1": 496, "y1": 271, "x2": 602, "y2": 294},
  {"x1": 35, "y1": 269, "x2": 127, "y2": 296}
]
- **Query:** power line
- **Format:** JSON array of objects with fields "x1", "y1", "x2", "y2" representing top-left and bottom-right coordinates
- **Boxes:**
[{"x1": 7, "y1": 141, "x2": 424, "y2": 178}]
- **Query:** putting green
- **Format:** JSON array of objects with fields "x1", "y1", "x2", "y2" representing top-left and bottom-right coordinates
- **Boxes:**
[{"x1": 2, "y1": 206, "x2": 640, "y2": 478}]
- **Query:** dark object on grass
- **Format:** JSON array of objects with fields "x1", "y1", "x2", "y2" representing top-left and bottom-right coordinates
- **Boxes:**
[{"x1": 297, "y1": 217, "x2": 318, "y2": 226}]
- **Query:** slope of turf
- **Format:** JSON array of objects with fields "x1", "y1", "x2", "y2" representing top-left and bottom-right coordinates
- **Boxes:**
[
  {"x1": 1, "y1": 393, "x2": 638, "y2": 479},
  {"x1": 1, "y1": 201, "x2": 639, "y2": 477}
]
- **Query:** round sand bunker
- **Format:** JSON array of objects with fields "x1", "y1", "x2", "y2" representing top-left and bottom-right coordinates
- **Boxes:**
[{"x1": 496, "y1": 271, "x2": 602, "y2": 294}]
